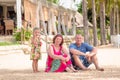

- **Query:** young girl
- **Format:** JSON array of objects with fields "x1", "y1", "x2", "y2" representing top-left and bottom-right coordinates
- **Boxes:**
[
  {"x1": 45, "y1": 34, "x2": 77, "y2": 72},
  {"x1": 30, "y1": 27, "x2": 42, "y2": 73}
]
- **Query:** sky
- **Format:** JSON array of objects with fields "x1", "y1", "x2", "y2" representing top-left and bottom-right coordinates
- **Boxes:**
[{"x1": 59, "y1": 0, "x2": 82, "y2": 10}]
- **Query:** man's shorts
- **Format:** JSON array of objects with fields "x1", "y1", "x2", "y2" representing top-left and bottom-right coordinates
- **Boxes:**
[{"x1": 71, "y1": 56, "x2": 91, "y2": 70}]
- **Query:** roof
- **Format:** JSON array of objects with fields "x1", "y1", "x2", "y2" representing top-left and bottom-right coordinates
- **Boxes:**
[
  {"x1": 0, "y1": 0, "x2": 16, "y2": 3},
  {"x1": 0, "y1": 0, "x2": 15, "y2": 6},
  {"x1": 0, "y1": 0, "x2": 15, "y2": 2},
  {"x1": 75, "y1": 12, "x2": 93, "y2": 28}
]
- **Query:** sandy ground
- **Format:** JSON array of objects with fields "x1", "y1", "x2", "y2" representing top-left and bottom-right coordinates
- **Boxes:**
[{"x1": 0, "y1": 45, "x2": 120, "y2": 80}]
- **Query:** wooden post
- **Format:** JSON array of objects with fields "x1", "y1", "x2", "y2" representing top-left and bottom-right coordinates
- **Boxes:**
[
  {"x1": 57, "y1": 11, "x2": 61, "y2": 34},
  {"x1": 65, "y1": 13, "x2": 69, "y2": 35},
  {"x1": 3, "y1": 6, "x2": 7, "y2": 19},
  {"x1": 36, "y1": 0, "x2": 40, "y2": 28},
  {"x1": 61, "y1": 14, "x2": 67, "y2": 35},
  {"x1": 72, "y1": 12, "x2": 76, "y2": 36},
  {"x1": 39, "y1": 1, "x2": 47, "y2": 35},
  {"x1": 16, "y1": 0, "x2": 22, "y2": 29},
  {"x1": 51, "y1": 9, "x2": 57, "y2": 35},
  {"x1": 48, "y1": 8, "x2": 52, "y2": 35},
  {"x1": 16, "y1": 0, "x2": 23, "y2": 44}
]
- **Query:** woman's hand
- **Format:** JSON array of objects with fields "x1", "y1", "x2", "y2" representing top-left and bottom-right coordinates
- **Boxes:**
[
  {"x1": 65, "y1": 56, "x2": 70, "y2": 62},
  {"x1": 59, "y1": 55, "x2": 66, "y2": 61}
]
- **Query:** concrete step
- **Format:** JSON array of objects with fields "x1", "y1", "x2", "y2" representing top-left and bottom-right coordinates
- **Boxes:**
[
  {"x1": 0, "y1": 35, "x2": 15, "y2": 42},
  {"x1": 0, "y1": 45, "x2": 30, "y2": 55},
  {"x1": 0, "y1": 49, "x2": 23, "y2": 55},
  {"x1": 0, "y1": 45, "x2": 29, "y2": 50}
]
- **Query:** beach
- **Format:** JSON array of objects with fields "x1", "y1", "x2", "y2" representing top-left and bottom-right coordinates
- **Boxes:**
[{"x1": 0, "y1": 45, "x2": 120, "y2": 80}]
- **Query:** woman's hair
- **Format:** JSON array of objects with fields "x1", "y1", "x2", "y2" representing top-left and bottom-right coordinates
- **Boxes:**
[{"x1": 53, "y1": 34, "x2": 64, "y2": 46}]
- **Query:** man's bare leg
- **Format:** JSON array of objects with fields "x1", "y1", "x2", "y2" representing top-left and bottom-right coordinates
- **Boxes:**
[
  {"x1": 91, "y1": 54, "x2": 104, "y2": 71},
  {"x1": 72, "y1": 55, "x2": 87, "y2": 70}
]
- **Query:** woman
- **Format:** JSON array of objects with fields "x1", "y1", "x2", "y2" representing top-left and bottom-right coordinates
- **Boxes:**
[{"x1": 45, "y1": 34, "x2": 76, "y2": 72}]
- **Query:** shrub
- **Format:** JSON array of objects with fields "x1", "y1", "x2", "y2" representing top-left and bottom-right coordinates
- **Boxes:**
[{"x1": 13, "y1": 27, "x2": 32, "y2": 41}]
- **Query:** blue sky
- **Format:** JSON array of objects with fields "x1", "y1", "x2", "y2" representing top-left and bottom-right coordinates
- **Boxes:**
[{"x1": 59, "y1": 0, "x2": 82, "y2": 10}]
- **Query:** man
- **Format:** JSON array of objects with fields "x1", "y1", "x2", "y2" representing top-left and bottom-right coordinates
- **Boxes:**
[{"x1": 69, "y1": 34, "x2": 104, "y2": 71}]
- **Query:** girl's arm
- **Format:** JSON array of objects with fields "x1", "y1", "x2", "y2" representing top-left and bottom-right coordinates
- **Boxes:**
[
  {"x1": 31, "y1": 37, "x2": 35, "y2": 53},
  {"x1": 48, "y1": 45, "x2": 65, "y2": 61},
  {"x1": 38, "y1": 35, "x2": 42, "y2": 46}
]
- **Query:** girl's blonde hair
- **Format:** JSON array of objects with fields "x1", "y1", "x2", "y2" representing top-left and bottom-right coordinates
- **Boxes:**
[{"x1": 33, "y1": 27, "x2": 40, "y2": 36}]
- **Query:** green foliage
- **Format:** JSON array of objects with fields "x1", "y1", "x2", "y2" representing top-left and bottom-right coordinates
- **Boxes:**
[
  {"x1": 14, "y1": 31, "x2": 21, "y2": 41},
  {"x1": 53, "y1": 0, "x2": 59, "y2": 4},
  {"x1": 106, "y1": 28, "x2": 110, "y2": 42},
  {"x1": 76, "y1": 29, "x2": 84, "y2": 35},
  {"x1": 96, "y1": 28, "x2": 110, "y2": 41},
  {"x1": 97, "y1": 28, "x2": 101, "y2": 40},
  {"x1": 13, "y1": 28, "x2": 32, "y2": 41},
  {"x1": 25, "y1": 30, "x2": 32, "y2": 41},
  {"x1": 0, "y1": 42, "x2": 20, "y2": 46},
  {"x1": 105, "y1": 16, "x2": 110, "y2": 26},
  {"x1": 106, "y1": 32, "x2": 110, "y2": 40},
  {"x1": 47, "y1": 0, "x2": 59, "y2": 4},
  {"x1": 77, "y1": 2, "x2": 82, "y2": 13},
  {"x1": 87, "y1": 8, "x2": 92, "y2": 23}
]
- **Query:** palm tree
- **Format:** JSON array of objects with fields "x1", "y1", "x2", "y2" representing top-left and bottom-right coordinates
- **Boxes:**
[
  {"x1": 115, "y1": 0, "x2": 120, "y2": 35},
  {"x1": 82, "y1": 0, "x2": 89, "y2": 43},
  {"x1": 109, "y1": 0, "x2": 116, "y2": 35},
  {"x1": 91, "y1": 0, "x2": 98, "y2": 46},
  {"x1": 116, "y1": 0, "x2": 120, "y2": 34},
  {"x1": 106, "y1": 0, "x2": 120, "y2": 43},
  {"x1": 100, "y1": 0, "x2": 106, "y2": 45},
  {"x1": 87, "y1": 0, "x2": 120, "y2": 45}
]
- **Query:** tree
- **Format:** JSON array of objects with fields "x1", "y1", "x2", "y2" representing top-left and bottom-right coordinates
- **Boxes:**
[
  {"x1": 107, "y1": 0, "x2": 120, "y2": 44},
  {"x1": 82, "y1": 0, "x2": 89, "y2": 43},
  {"x1": 87, "y1": 0, "x2": 120, "y2": 45},
  {"x1": 77, "y1": 2, "x2": 82, "y2": 13},
  {"x1": 100, "y1": 1, "x2": 106, "y2": 45},
  {"x1": 91, "y1": 0, "x2": 98, "y2": 46}
]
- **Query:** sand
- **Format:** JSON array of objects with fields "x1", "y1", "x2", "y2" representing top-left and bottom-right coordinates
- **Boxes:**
[{"x1": 0, "y1": 46, "x2": 120, "y2": 80}]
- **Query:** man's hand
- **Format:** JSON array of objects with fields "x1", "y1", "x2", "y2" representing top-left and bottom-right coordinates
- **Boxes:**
[{"x1": 85, "y1": 53, "x2": 92, "y2": 62}]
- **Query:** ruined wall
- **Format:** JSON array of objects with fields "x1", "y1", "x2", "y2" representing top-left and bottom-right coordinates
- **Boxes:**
[{"x1": 24, "y1": 0, "x2": 37, "y2": 28}]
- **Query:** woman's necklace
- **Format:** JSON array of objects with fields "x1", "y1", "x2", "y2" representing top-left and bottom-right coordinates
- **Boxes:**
[{"x1": 54, "y1": 44, "x2": 60, "y2": 51}]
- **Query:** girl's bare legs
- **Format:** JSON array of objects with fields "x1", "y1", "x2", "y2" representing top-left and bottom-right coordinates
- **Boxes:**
[
  {"x1": 33, "y1": 53, "x2": 40, "y2": 72},
  {"x1": 32, "y1": 60, "x2": 36, "y2": 72},
  {"x1": 32, "y1": 59, "x2": 39, "y2": 73},
  {"x1": 36, "y1": 60, "x2": 39, "y2": 72}
]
